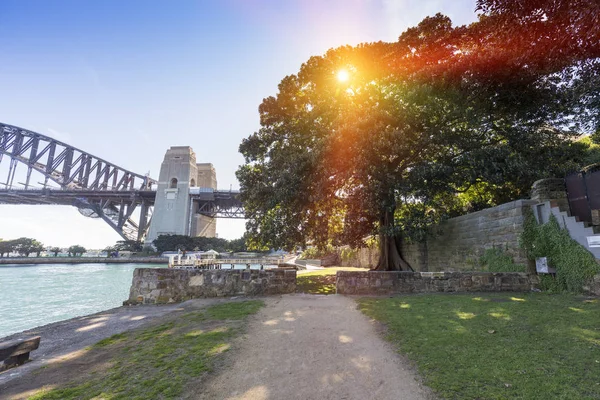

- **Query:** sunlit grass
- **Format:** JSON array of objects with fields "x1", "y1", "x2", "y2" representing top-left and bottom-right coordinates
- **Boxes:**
[
  {"x1": 296, "y1": 267, "x2": 366, "y2": 294},
  {"x1": 358, "y1": 293, "x2": 600, "y2": 399},
  {"x1": 30, "y1": 301, "x2": 264, "y2": 400}
]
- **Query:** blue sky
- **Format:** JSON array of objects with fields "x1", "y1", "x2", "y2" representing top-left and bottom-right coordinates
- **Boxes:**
[{"x1": 0, "y1": 0, "x2": 478, "y2": 248}]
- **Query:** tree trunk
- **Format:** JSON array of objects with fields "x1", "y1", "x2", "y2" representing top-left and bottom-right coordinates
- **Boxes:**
[{"x1": 374, "y1": 207, "x2": 414, "y2": 271}]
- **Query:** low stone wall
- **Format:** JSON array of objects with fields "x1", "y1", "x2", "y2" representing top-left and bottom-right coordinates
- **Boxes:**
[
  {"x1": 126, "y1": 268, "x2": 296, "y2": 304},
  {"x1": 336, "y1": 271, "x2": 534, "y2": 295}
]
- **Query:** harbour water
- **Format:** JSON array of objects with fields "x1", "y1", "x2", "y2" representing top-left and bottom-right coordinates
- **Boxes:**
[
  {"x1": 0, "y1": 262, "x2": 279, "y2": 339},
  {"x1": 0, "y1": 263, "x2": 164, "y2": 339}
]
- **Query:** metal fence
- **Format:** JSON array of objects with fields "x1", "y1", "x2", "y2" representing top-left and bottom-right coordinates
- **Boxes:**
[{"x1": 566, "y1": 168, "x2": 600, "y2": 224}]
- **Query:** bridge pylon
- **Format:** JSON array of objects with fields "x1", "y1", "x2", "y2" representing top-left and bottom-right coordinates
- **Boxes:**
[{"x1": 145, "y1": 146, "x2": 217, "y2": 245}]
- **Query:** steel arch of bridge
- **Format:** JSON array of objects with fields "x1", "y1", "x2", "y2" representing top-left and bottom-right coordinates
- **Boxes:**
[
  {"x1": 0, "y1": 123, "x2": 154, "y2": 190},
  {"x1": 0, "y1": 123, "x2": 245, "y2": 242},
  {"x1": 0, "y1": 122, "x2": 157, "y2": 241}
]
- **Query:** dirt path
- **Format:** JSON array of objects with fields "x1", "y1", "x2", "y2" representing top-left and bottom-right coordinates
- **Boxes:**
[{"x1": 197, "y1": 294, "x2": 434, "y2": 400}]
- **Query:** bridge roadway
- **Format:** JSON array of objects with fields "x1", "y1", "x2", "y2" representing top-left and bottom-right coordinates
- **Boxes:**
[
  {"x1": 0, "y1": 188, "x2": 243, "y2": 218},
  {"x1": 0, "y1": 188, "x2": 244, "y2": 241}
]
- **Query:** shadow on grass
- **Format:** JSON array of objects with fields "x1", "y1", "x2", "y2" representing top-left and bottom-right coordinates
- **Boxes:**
[
  {"x1": 296, "y1": 275, "x2": 336, "y2": 294},
  {"x1": 25, "y1": 301, "x2": 264, "y2": 400},
  {"x1": 358, "y1": 293, "x2": 600, "y2": 400}
]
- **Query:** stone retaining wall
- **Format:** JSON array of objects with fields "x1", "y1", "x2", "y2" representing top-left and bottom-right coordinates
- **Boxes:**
[
  {"x1": 336, "y1": 271, "x2": 534, "y2": 295},
  {"x1": 339, "y1": 200, "x2": 537, "y2": 271},
  {"x1": 126, "y1": 268, "x2": 296, "y2": 304}
]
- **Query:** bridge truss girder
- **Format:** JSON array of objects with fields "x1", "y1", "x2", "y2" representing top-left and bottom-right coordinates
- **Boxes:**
[
  {"x1": 0, "y1": 123, "x2": 155, "y2": 191},
  {"x1": 0, "y1": 189, "x2": 155, "y2": 242},
  {"x1": 192, "y1": 191, "x2": 244, "y2": 219}
]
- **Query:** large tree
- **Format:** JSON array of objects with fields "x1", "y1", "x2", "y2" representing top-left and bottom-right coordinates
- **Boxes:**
[{"x1": 238, "y1": 4, "x2": 598, "y2": 270}]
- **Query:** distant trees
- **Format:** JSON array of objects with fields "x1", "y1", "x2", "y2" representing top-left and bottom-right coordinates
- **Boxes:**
[
  {"x1": 0, "y1": 237, "x2": 88, "y2": 257},
  {"x1": 0, "y1": 239, "x2": 13, "y2": 257},
  {"x1": 152, "y1": 235, "x2": 249, "y2": 254},
  {"x1": 67, "y1": 245, "x2": 86, "y2": 257},
  {"x1": 114, "y1": 240, "x2": 144, "y2": 252},
  {"x1": 0, "y1": 237, "x2": 44, "y2": 257},
  {"x1": 14, "y1": 238, "x2": 45, "y2": 257}
]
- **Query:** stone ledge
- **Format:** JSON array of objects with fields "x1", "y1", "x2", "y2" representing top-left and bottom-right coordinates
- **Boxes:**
[{"x1": 336, "y1": 271, "x2": 535, "y2": 295}]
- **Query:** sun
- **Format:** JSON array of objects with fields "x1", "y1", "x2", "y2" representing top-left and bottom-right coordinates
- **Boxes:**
[{"x1": 337, "y1": 69, "x2": 350, "y2": 82}]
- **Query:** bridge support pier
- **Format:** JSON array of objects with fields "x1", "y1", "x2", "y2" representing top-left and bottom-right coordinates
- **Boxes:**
[{"x1": 145, "y1": 147, "x2": 217, "y2": 246}]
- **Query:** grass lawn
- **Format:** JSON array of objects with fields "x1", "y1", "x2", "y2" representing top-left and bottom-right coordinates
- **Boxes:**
[
  {"x1": 296, "y1": 267, "x2": 367, "y2": 294},
  {"x1": 358, "y1": 293, "x2": 600, "y2": 400},
  {"x1": 30, "y1": 300, "x2": 264, "y2": 400}
]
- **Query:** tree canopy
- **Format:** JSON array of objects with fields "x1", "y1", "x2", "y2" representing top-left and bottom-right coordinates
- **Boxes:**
[
  {"x1": 68, "y1": 245, "x2": 87, "y2": 257},
  {"x1": 152, "y1": 234, "x2": 249, "y2": 254},
  {"x1": 0, "y1": 237, "x2": 44, "y2": 257},
  {"x1": 237, "y1": 2, "x2": 600, "y2": 270}
]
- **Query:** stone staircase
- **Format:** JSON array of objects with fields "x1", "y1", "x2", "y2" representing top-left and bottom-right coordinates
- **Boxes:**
[{"x1": 534, "y1": 200, "x2": 600, "y2": 259}]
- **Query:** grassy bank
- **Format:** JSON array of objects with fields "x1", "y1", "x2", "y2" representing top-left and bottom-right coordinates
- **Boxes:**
[
  {"x1": 358, "y1": 293, "x2": 600, "y2": 399},
  {"x1": 30, "y1": 301, "x2": 263, "y2": 400},
  {"x1": 296, "y1": 267, "x2": 366, "y2": 294}
]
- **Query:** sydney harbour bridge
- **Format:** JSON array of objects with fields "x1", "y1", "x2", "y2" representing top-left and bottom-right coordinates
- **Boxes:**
[{"x1": 0, "y1": 122, "x2": 244, "y2": 242}]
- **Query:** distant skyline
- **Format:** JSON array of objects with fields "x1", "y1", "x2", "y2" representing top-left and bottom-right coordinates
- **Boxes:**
[{"x1": 0, "y1": 0, "x2": 478, "y2": 248}]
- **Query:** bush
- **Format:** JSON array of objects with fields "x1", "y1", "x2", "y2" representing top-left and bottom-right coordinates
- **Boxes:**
[
  {"x1": 479, "y1": 248, "x2": 525, "y2": 272},
  {"x1": 520, "y1": 211, "x2": 600, "y2": 292}
]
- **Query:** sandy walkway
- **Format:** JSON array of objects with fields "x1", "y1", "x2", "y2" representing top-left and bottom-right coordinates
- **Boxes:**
[{"x1": 197, "y1": 294, "x2": 434, "y2": 400}]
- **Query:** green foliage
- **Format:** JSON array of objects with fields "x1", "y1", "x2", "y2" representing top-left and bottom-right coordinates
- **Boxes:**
[
  {"x1": 93, "y1": 333, "x2": 127, "y2": 348},
  {"x1": 237, "y1": 4, "x2": 596, "y2": 270},
  {"x1": 339, "y1": 247, "x2": 358, "y2": 262},
  {"x1": 140, "y1": 245, "x2": 157, "y2": 256},
  {"x1": 31, "y1": 301, "x2": 263, "y2": 400},
  {"x1": 300, "y1": 245, "x2": 334, "y2": 260},
  {"x1": 358, "y1": 294, "x2": 600, "y2": 399},
  {"x1": 114, "y1": 240, "x2": 143, "y2": 252},
  {"x1": 296, "y1": 275, "x2": 336, "y2": 295},
  {"x1": 152, "y1": 234, "x2": 249, "y2": 254},
  {"x1": 521, "y1": 211, "x2": 600, "y2": 292},
  {"x1": 204, "y1": 300, "x2": 264, "y2": 320},
  {"x1": 0, "y1": 237, "x2": 44, "y2": 257},
  {"x1": 577, "y1": 135, "x2": 600, "y2": 168},
  {"x1": 295, "y1": 267, "x2": 365, "y2": 294},
  {"x1": 479, "y1": 248, "x2": 525, "y2": 272}
]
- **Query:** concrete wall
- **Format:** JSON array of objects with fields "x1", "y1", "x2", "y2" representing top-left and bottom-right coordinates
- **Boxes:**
[
  {"x1": 126, "y1": 268, "x2": 296, "y2": 304},
  {"x1": 196, "y1": 163, "x2": 217, "y2": 189},
  {"x1": 146, "y1": 149, "x2": 220, "y2": 244},
  {"x1": 146, "y1": 147, "x2": 198, "y2": 243},
  {"x1": 336, "y1": 271, "x2": 534, "y2": 295},
  {"x1": 191, "y1": 163, "x2": 218, "y2": 237}
]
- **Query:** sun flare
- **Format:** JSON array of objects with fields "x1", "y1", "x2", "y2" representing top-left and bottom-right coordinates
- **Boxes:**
[{"x1": 337, "y1": 69, "x2": 350, "y2": 82}]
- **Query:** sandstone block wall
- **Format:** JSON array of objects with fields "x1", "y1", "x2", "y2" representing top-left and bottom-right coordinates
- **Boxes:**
[
  {"x1": 339, "y1": 200, "x2": 537, "y2": 271},
  {"x1": 127, "y1": 268, "x2": 296, "y2": 304},
  {"x1": 336, "y1": 271, "x2": 534, "y2": 295},
  {"x1": 418, "y1": 199, "x2": 537, "y2": 271}
]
